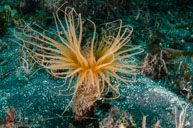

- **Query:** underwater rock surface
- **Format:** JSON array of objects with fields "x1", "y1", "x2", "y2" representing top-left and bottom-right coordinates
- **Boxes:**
[{"x1": 118, "y1": 77, "x2": 193, "y2": 128}]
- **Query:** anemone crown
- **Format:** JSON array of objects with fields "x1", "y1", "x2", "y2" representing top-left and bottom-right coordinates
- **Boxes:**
[{"x1": 15, "y1": 6, "x2": 143, "y2": 100}]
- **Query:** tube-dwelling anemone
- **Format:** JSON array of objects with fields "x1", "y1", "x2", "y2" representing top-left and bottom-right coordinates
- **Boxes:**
[{"x1": 14, "y1": 5, "x2": 143, "y2": 114}]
